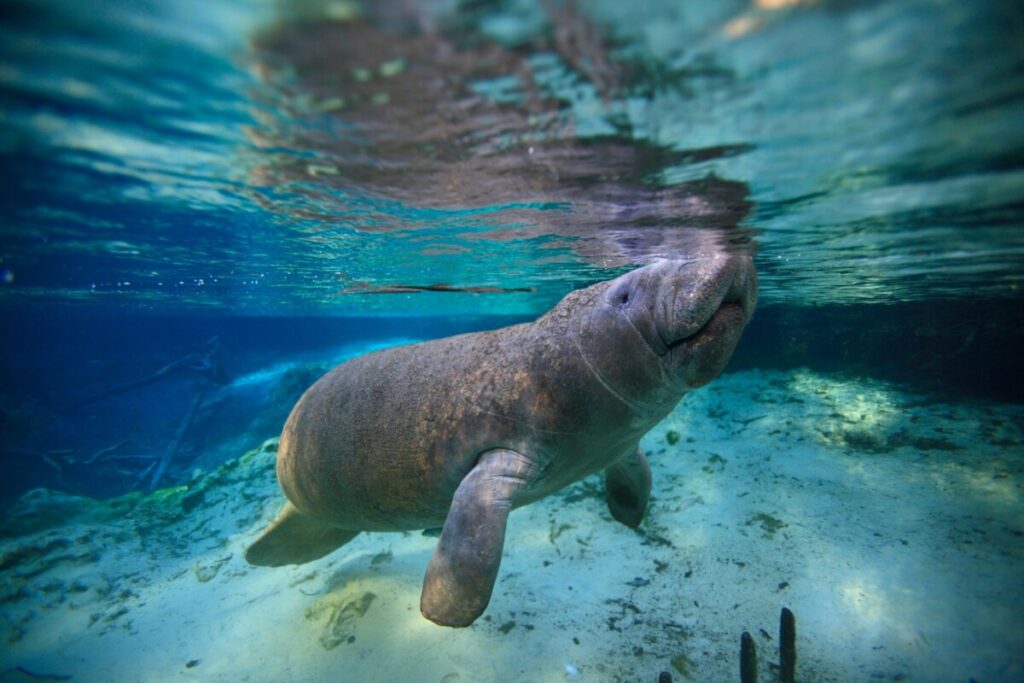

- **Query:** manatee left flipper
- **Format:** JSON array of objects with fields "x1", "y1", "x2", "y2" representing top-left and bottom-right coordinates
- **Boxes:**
[
  {"x1": 420, "y1": 448, "x2": 536, "y2": 627},
  {"x1": 604, "y1": 446, "x2": 652, "y2": 528}
]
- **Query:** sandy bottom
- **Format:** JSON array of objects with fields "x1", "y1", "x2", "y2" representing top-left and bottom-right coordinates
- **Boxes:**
[{"x1": 1, "y1": 368, "x2": 1022, "y2": 683}]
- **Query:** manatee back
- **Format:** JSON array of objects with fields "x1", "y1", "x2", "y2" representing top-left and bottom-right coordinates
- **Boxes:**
[{"x1": 275, "y1": 329, "x2": 535, "y2": 530}]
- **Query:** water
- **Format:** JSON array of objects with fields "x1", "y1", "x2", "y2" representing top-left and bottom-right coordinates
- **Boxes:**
[
  {"x1": 1, "y1": 0, "x2": 1022, "y2": 681},
  {"x1": 3, "y1": 0, "x2": 1021, "y2": 314}
]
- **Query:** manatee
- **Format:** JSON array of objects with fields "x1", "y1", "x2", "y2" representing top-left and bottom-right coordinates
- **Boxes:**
[{"x1": 246, "y1": 253, "x2": 757, "y2": 626}]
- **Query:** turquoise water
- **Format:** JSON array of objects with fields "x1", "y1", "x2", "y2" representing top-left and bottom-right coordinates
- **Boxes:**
[
  {"x1": 2, "y1": 0, "x2": 1021, "y2": 315},
  {"x1": 1, "y1": 1, "x2": 1023, "y2": 681}
]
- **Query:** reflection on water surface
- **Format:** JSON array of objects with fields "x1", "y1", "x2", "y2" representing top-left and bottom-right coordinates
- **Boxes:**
[{"x1": 0, "y1": 0, "x2": 1021, "y2": 315}]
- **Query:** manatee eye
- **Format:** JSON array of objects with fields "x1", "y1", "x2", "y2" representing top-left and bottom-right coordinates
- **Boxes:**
[{"x1": 617, "y1": 290, "x2": 630, "y2": 306}]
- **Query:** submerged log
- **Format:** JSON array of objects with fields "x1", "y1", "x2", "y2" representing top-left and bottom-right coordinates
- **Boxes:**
[
  {"x1": 71, "y1": 337, "x2": 223, "y2": 410},
  {"x1": 740, "y1": 631, "x2": 758, "y2": 683},
  {"x1": 147, "y1": 388, "x2": 207, "y2": 492},
  {"x1": 780, "y1": 607, "x2": 796, "y2": 683}
]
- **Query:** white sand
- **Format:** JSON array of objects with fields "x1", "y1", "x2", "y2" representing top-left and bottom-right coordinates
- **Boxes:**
[{"x1": 2, "y1": 368, "x2": 1022, "y2": 682}]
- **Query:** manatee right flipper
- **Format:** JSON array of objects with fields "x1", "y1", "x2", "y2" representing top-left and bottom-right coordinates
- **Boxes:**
[
  {"x1": 246, "y1": 502, "x2": 360, "y2": 567},
  {"x1": 604, "y1": 447, "x2": 652, "y2": 528},
  {"x1": 420, "y1": 448, "x2": 536, "y2": 627}
]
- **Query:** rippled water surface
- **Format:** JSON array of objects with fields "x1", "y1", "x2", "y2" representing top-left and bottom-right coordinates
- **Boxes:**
[{"x1": 1, "y1": 0, "x2": 1021, "y2": 315}]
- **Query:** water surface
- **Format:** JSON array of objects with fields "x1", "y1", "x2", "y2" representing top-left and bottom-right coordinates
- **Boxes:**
[{"x1": 2, "y1": 0, "x2": 1021, "y2": 315}]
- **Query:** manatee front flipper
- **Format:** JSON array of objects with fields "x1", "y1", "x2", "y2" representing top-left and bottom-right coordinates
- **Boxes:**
[
  {"x1": 604, "y1": 447, "x2": 652, "y2": 528},
  {"x1": 421, "y1": 448, "x2": 536, "y2": 627},
  {"x1": 246, "y1": 502, "x2": 359, "y2": 567}
]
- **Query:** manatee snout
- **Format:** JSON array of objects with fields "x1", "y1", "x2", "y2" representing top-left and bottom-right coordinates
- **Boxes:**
[
  {"x1": 653, "y1": 253, "x2": 755, "y2": 338},
  {"x1": 657, "y1": 253, "x2": 757, "y2": 387}
]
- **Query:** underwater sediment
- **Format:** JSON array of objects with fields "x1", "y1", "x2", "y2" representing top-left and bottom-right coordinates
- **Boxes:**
[{"x1": 1, "y1": 368, "x2": 1021, "y2": 682}]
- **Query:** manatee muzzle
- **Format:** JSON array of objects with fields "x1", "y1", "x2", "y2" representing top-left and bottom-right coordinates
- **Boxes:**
[{"x1": 656, "y1": 254, "x2": 757, "y2": 387}]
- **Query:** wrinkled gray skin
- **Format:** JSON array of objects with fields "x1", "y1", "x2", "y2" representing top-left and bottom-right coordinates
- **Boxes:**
[{"x1": 246, "y1": 254, "x2": 757, "y2": 627}]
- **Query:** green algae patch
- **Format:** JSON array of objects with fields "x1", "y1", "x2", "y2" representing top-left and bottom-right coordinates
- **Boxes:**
[
  {"x1": 239, "y1": 437, "x2": 279, "y2": 464},
  {"x1": 0, "y1": 489, "x2": 138, "y2": 539},
  {"x1": 671, "y1": 652, "x2": 694, "y2": 678},
  {"x1": 908, "y1": 435, "x2": 960, "y2": 452},
  {"x1": 379, "y1": 58, "x2": 406, "y2": 78},
  {"x1": 839, "y1": 426, "x2": 896, "y2": 453},
  {"x1": 702, "y1": 454, "x2": 727, "y2": 474},
  {"x1": 1, "y1": 437, "x2": 279, "y2": 540},
  {"x1": 0, "y1": 435, "x2": 283, "y2": 646},
  {"x1": 134, "y1": 485, "x2": 188, "y2": 514},
  {"x1": 312, "y1": 97, "x2": 346, "y2": 113},
  {"x1": 747, "y1": 513, "x2": 787, "y2": 537}
]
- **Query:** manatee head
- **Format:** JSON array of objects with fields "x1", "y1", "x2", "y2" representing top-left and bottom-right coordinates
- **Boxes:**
[
  {"x1": 605, "y1": 253, "x2": 758, "y2": 388},
  {"x1": 568, "y1": 253, "x2": 757, "y2": 411}
]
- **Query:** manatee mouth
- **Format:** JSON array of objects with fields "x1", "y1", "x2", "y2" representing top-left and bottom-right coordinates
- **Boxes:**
[
  {"x1": 667, "y1": 300, "x2": 748, "y2": 387},
  {"x1": 662, "y1": 298, "x2": 746, "y2": 352},
  {"x1": 617, "y1": 254, "x2": 757, "y2": 366},
  {"x1": 677, "y1": 302, "x2": 745, "y2": 345}
]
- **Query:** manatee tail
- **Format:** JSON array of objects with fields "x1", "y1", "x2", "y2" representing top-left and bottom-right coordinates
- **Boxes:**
[{"x1": 246, "y1": 502, "x2": 359, "y2": 567}]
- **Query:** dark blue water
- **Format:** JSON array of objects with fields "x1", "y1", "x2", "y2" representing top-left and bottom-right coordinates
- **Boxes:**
[{"x1": 1, "y1": 1, "x2": 1023, "y2": 680}]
